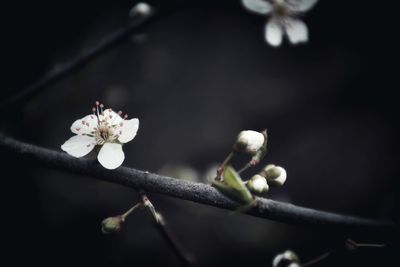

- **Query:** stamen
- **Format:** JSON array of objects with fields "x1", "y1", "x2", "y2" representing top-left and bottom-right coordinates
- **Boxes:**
[
  {"x1": 124, "y1": 114, "x2": 128, "y2": 119},
  {"x1": 95, "y1": 101, "x2": 100, "y2": 118}
]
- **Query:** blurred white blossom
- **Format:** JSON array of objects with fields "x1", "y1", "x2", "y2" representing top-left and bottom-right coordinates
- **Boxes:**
[
  {"x1": 242, "y1": 0, "x2": 318, "y2": 46},
  {"x1": 61, "y1": 101, "x2": 139, "y2": 170},
  {"x1": 159, "y1": 164, "x2": 200, "y2": 182}
]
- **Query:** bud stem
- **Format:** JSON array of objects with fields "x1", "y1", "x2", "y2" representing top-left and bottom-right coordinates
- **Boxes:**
[
  {"x1": 346, "y1": 239, "x2": 385, "y2": 248},
  {"x1": 238, "y1": 161, "x2": 254, "y2": 174},
  {"x1": 302, "y1": 251, "x2": 332, "y2": 267},
  {"x1": 121, "y1": 202, "x2": 143, "y2": 220},
  {"x1": 217, "y1": 151, "x2": 235, "y2": 178}
]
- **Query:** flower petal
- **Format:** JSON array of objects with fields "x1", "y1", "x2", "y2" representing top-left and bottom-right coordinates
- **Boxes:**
[
  {"x1": 61, "y1": 135, "x2": 95, "y2": 157},
  {"x1": 97, "y1": 143, "x2": 125, "y2": 169},
  {"x1": 118, "y1": 118, "x2": 139, "y2": 143},
  {"x1": 285, "y1": 18, "x2": 308, "y2": 44},
  {"x1": 70, "y1": 114, "x2": 98, "y2": 135},
  {"x1": 100, "y1": 109, "x2": 123, "y2": 125},
  {"x1": 265, "y1": 19, "x2": 283, "y2": 47},
  {"x1": 242, "y1": 0, "x2": 272, "y2": 14},
  {"x1": 285, "y1": 0, "x2": 318, "y2": 12}
]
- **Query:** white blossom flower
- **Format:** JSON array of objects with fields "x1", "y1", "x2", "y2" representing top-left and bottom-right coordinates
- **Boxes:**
[
  {"x1": 247, "y1": 174, "x2": 269, "y2": 193},
  {"x1": 242, "y1": 0, "x2": 318, "y2": 46},
  {"x1": 234, "y1": 130, "x2": 265, "y2": 155},
  {"x1": 61, "y1": 101, "x2": 139, "y2": 170}
]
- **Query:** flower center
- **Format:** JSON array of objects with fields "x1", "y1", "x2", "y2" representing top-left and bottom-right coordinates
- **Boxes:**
[
  {"x1": 95, "y1": 124, "x2": 113, "y2": 145},
  {"x1": 273, "y1": 4, "x2": 288, "y2": 18},
  {"x1": 91, "y1": 101, "x2": 128, "y2": 145}
]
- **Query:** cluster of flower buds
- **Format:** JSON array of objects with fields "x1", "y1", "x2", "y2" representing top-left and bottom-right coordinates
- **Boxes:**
[
  {"x1": 212, "y1": 129, "x2": 287, "y2": 204},
  {"x1": 246, "y1": 164, "x2": 287, "y2": 193},
  {"x1": 272, "y1": 250, "x2": 300, "y2": 267}
]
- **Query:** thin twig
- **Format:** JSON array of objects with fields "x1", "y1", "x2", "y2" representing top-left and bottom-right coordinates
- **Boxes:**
[
  {"x1": 301, "y1": 251, "x2": 333, "y2": 267},
  {"x1": 237, "y1": 162, "x2": 252, "y2": 174},
  {"x1": 0, "y1": 6, "x2": 160, "y2": 109},
  {"x1": 139, "y1": 190, "x2": 195, "y2": 266},
  {"x1": 0, "y1": 132, "x2": 396, "y2": 234}
]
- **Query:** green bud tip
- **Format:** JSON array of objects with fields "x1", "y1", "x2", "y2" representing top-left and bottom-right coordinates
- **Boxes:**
[{"x1": 101, "y1": 216, "x2": 124, "y2": 234}]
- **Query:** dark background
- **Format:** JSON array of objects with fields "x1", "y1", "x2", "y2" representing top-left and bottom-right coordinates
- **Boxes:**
[{"x1": 1, "y1": 0, "x2": 398, "y2": 266}]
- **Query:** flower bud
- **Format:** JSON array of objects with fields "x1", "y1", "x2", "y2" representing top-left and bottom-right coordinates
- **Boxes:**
[
  {"x1": 260, "y1": 164, "x2": 287, "y2": 186},
  {"x1": 234, "y1": 130, "x2": 265, "y2": 155},
  {"x1": 272, "y1": 250, "x2": 300, "y2": 267},
  {"x1": 129, "y1": 2, "x2": 152, "y2": 18},
  {"x1": 247, "y1": 174, "x2": 269, "y2": 193},
  {"x1": 101, "y1": 216, "x2": 124, "y2": 234}
]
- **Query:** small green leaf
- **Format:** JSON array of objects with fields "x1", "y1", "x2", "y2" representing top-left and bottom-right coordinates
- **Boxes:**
[{"x1": 212, "y1": 166, "x2": 253, "y2": 205}]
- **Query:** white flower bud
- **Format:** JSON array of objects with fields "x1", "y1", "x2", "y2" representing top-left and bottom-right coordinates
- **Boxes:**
[
  {"x1": 247, "y1": 174, "x2": 269, "y2": 193},
  {"x1": 234, "y1": 130, "x2": 265, "y2": 155},
  {"x1": 101, "y1": 216, "x2": 123, "y2": 234},
  {"x1": 129, "y1": 2, "x2": 152, "y2": 18},
  {"x1": 261, "y1": 164, "x2": 287, "y2": 186},
  {"x1": 272, "y1": 250, "x2": 299, "y2": 267}
]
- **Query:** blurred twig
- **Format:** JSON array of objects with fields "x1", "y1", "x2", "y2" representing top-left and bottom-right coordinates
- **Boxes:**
[
  {"x1": 139, "y1": 190, "x2": 195, "y2": 266},
  {"x1": 0, "y1": 132, "x2": 397, "y2": 235},
  {"x1": 0, "y1": 5, "x2": 159, "y2": 109}
]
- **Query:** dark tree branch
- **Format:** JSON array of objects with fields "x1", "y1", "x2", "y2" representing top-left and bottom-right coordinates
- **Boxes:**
[
  {"x1": 0, "y1": 6, "x2": 159, "y2": 109},
  {"x1": 0, "y1": 132, "x2": 397, "y2": 235}
]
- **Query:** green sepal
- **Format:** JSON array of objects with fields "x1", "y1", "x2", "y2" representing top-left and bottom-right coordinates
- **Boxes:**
[{"x1": 212, "y1": 166, "x2": 254, "y2": 205}]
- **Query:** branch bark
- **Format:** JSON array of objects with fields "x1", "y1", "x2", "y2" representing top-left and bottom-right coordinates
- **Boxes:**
[{"x1": 0, "y1": 132, "x2": 396, "y2": 235}]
